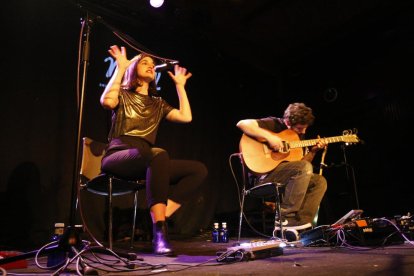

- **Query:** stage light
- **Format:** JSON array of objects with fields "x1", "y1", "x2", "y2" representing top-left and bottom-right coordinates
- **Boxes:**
[{"x1": 150, "y1": 0, "x2": 164, "y2": 8}]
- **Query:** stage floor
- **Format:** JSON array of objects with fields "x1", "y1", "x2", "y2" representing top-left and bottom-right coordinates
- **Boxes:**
[{"x1": 2, "y1": 231, "x2": 414, "y2": 275}]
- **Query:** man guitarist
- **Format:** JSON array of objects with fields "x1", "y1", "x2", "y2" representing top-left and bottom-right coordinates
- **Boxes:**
[{"x1": 236, "y1": 102, "x2": 327, "y2": 231}]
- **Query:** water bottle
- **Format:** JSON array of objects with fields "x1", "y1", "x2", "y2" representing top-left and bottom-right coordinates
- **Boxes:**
[
  {"x1": 47, "y1": 223, "x2": 67, "y2": 267},
  {"x1": 219, "y1": 222, "x2": 229, "y2": 243},
  {"x1": 212, "y1": 222, "x2": 220, "y2": 243}
]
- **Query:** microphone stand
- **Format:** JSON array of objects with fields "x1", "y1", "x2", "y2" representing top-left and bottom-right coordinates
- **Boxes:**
[
  {"x1": 312, "y1": 145, "x2": 328, "y2": 226},
  {"x1": 1, "y1": 2, "x2": 186, "y2": 269},
  {"x1": 65, "y1": 10, "x2": 140, "y2": 264},
  {"x1": 0, "y1": 13, "x2": 92, "y2": 272},
  {"x1": 0, "y1": 12, "x2": 138, "y2": 273},
  {"x1": 341, "y1": 143, "x2": 360, "y2": 209}
]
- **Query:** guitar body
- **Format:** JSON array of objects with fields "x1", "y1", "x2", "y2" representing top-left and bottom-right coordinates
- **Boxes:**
[{"x1": 240, "y1": 129, "x2": 304, "y2": 175}]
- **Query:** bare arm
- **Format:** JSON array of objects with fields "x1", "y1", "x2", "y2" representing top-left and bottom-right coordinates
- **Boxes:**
[
  {"x1": 165, "y1": 65, "x2": 193, "y2": 123},
  {"x1": 236, "y1": 119, "x2": 284, "y2": 151},
  {"x1": 100, "y1": 45, "x2": 133, "y2": 110}
]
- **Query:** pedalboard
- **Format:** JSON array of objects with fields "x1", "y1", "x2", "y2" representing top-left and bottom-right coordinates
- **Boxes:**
[
  {"x1": 217, "y1": 239, "x2": 284, "y2": 262},
  {"x1": 299, "y1": 213, "x2": 413, "y2": 247},
  {"x1": 227, "y1": 239, "x2": 283, "y2": 252},
  {"x1": 344, "y1": 216, "x2": 412, "y2": 246}
]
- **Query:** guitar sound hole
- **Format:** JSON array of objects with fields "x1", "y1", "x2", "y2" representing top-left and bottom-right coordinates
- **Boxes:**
[{"x1": 279, "y1": 141, "x2": 289, "y2": 153}]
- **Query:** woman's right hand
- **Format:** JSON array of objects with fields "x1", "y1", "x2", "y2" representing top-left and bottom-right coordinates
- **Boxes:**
[{"x1": 108, "y1": 45, "x2": 133, "y2": 71}]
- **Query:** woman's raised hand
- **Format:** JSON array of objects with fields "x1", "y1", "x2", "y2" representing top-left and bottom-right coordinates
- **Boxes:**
[{"x1": 108, "y1": 45, "x2": 133, "y2": 70}]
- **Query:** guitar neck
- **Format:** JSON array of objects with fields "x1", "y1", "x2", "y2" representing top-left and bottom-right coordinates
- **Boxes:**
[{"x1": 289, "y1": 135, "x2": 349, "y2": 149}]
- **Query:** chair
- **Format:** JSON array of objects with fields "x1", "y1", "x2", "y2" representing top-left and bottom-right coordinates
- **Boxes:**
[
  {"x1": 79, "y1": 137, "x2": 146, "y2": 249},
  {"x1": 230, "y1": 153, "x2": 286, "y2": 242}
]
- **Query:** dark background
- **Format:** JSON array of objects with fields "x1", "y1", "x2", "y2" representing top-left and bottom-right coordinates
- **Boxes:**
[{"x1": 1, "y1": 0, "x2": 413, "y2": 250}]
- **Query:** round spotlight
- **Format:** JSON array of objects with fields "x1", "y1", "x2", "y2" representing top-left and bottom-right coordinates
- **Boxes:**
[{"x1": 150, "y1": 0, "x2": 164, "y2": 8}]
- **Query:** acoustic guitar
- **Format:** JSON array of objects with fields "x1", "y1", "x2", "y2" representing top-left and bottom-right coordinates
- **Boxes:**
[{"x1": 239, "y1": 128, "x2": 360, "y2": 174}]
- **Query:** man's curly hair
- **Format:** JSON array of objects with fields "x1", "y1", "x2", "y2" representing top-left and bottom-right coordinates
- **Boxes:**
[{"x1": 283, "y1": 102, "x2": 315, "y2": 126}]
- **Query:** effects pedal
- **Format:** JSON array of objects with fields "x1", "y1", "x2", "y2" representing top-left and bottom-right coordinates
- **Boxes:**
[{"x1": 299, "y1": 225, "x2": 334, "y2": 246}]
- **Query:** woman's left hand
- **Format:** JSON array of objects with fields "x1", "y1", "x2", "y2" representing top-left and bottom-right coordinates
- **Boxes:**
[{"x1": 167, "y1": 65, "x2": 192, "y2": 86}]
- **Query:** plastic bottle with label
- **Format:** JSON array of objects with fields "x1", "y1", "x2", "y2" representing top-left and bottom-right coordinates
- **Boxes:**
[
  {"x1": 46, "y1": 223, "x2": 67, "y2": 268},
  {"x1": 212, "y1": 222, "x2": 220, "y2": 243},
  {"x1": 219, "y1": 222, "x2": 229, "y2": 243}
]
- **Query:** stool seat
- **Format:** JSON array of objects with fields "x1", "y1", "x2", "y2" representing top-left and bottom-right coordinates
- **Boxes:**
[{"x1": 82, "y1": 173, "x2": 145, "y2": 196}]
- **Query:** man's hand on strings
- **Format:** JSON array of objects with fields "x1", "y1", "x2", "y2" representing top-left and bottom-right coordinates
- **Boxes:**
[
  {"x1": 311, "y1": 135, "x2": 327, "y2": 153},
  {"x1": 268, "y1": 135, "x2": 284, "y2": 152}
]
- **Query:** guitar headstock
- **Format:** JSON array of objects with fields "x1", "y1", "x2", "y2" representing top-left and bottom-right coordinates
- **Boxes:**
[{"x1": 342, "y1": 128, "x2": 360, "y2": 145}]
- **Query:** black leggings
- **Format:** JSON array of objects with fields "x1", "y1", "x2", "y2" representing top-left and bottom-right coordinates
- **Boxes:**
[{"x1": 101, "y1": 137, "x2": 208, "y2": 208}]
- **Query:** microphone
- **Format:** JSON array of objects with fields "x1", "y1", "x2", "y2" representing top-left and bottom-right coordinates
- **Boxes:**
[{"x1": 154, "y1": 61, "x2": 179, "y2": 72}]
